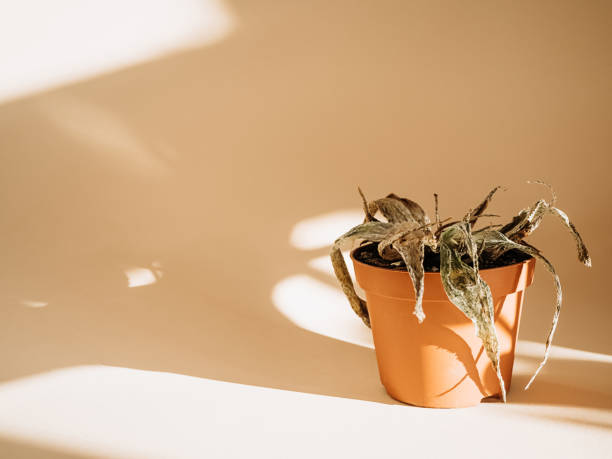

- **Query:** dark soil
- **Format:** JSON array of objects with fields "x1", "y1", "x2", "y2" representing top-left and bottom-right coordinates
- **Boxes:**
[{"x1": 354, "y1": 243, "x2": 532, "y2": 273}]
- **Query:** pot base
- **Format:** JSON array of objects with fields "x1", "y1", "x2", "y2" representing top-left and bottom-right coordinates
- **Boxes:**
[{"x1": 384, "y1": 385, "x2": 503, "y2": 409}]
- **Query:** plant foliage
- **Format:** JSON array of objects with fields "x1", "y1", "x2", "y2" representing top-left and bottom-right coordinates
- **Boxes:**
[{"x1": 330, "y1": 182, "x2": 591, "y2": 402}]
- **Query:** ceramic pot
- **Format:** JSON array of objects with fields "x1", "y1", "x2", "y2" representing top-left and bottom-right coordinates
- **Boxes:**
[{"x1": 351, "y1": 248, "x2": 535, "y2": 408}]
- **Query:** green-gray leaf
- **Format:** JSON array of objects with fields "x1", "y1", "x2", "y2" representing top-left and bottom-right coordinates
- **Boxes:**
[
  {"x1": 393, "y1": 236, "x2": 426, "y2": 323},
  {"x1": 439, "y1": 223, "x2": 507, "y2": 402}
]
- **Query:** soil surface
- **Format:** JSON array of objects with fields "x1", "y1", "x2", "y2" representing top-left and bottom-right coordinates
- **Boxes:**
[{"x1": 353, "y1": 243, "x2": 532, "y2": 272}]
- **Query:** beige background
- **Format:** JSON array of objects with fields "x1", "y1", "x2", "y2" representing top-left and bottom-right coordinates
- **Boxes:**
[{"x1": 0, "y1": 0, "x2": 611, "y2": 457}]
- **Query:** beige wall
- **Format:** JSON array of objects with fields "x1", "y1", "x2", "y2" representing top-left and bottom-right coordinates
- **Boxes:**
[{"x1": 0, "y1": 0, "x2": 610, "y2": 422}]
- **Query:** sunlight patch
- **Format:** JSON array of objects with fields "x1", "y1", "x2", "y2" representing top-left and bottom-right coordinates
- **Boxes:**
[
  {"x1": 20, "y1": 300, "x2": 48, "y2": 308},
  {"x1": 272, "y1": 274, "x2": 373, "y2": 348},
  {"x1": 290, "y1": 210, "x2": 363, "y2": 250},
  {"x1": 0, "y1": 0, "x2": 235, "y2": 102},
  {"x1": 125, "y1": 267, "x2": 160, "y2": 288}
]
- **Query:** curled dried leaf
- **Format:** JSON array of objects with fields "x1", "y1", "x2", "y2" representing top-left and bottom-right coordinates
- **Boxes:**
[
  {"x1": 528, "y1": 179, "x2": 557, "y2": 206},
  {"x1": 374, "y1": 194, "x2": 430, "y2": 225}
]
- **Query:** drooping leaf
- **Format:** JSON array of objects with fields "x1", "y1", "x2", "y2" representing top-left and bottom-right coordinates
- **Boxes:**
[
  {"x1": 330, "y1": 246, "x2": 371, "y2": 327},
  {"x1": 376, "y1": 221, "x2": 421, "y2": 260},
  {"x1": 528, "y1": 179, "x2": 557, "y2": 205},
  {"x1": 393, "y1": 236, "x2": 426, "y2": 323},
  {"x1": 439, "y1": 223, "x2": 507, "y2": 402},
  {"x1": 500, "y1": 199, "x2": 591, "y2": 268},
  {"x1": 330, "y1": 221, "x2": 395, "y2": 328},
  {"x1": 333, "y1": 222, "x2": 394, "y2": 251},
  {"x1": 501, "y1": 199, "x2": 549, "y2": 240},
  {"x1": 474, "y1": 230, "x2": 562, "y2": 389},
  {"x1": 548, "y1": 206, "x2": 591, "y2": 267},
  {"x1": 331, "y1": 194, "x2": 435, "y2": 327}
]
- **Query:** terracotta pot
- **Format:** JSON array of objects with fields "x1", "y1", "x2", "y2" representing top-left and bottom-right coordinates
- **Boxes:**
[{"x1": 351, "y1": 248, "x2": 535, "y2": 408}]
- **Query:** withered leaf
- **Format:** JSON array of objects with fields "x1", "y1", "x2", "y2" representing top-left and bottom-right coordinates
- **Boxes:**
[
  {"x1": 474, "y1": 230, "x2": 562, "y2": 389},
  {"x1": 373, "y1": 194, "x2": 429, "y2": 225},
  {"x1": 393, "y1": 237, "x2": 426, "y2": 323},
  {"x1": 439, "y1": 223, "x2": 507, "y2": 402},
  {"x1": 330, "y1": 221, "x2": 396, "y2": 327},
  {"x1": 376, "y1": 221, "x2": 421, "y2": 260},
  {"x1": 501, "y1": 199, "x2": 591, "y2": 267},
  {"x1": 548, "y1": 206, "x2": 591, "y2": 267},
  {"x1": 501, "y1": 199, "x2": 549, "y2": 240},
  {"x1": 330, "y1": 246, "x2": 370, "y2": 327},
  {"x1": 469, "y1": 186, "x2": 502, "y2": 226},
  {"x1": 358, "y1": 187, "x2": 377, "y2": 223},
  {"x1": 434, "y1": 193, "x2": 441, "y2": 231},
  {"x1": 333, "y1": 221, "x2": 394, "y2": 251},
  {"x1": 387, "y1": 193, "x2": 430, "y2": 225}
]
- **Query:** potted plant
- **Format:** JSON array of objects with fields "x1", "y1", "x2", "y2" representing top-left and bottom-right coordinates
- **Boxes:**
[{"x1": 331, "y1": 182, "x2": 591, "y2": 408}]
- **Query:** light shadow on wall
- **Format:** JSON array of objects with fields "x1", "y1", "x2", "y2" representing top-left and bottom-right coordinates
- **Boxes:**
[{"x1": 0, "y1": 0, "x2": 235, "y2": 103}]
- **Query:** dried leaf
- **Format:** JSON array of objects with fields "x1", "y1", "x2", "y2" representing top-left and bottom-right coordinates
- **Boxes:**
[
  {"x1": 330, "y1": 221, "x2": 395, "y2": 328},
  {"x1": 330, "y1": 246, "x2": 370, "y2": 327},
  {"x1": 548, "y1": 206, "x2": 591, "y2": 267},
  {"x1": 333, "y1": 222, "x2": 394, "y2": 251},
  {"x1": 358, "y1": 187, "x2": 377, "y2": 223},
  {"x1": 393, "y1": 237, "x2": 426, "y2": 322},
  {"x1": 469, "y1": 186, "x2": 502, "y2": 226},
  {"x1": 434, "y1": 193, "x2": 441, "y2": 232},
  {"x1": 528, "y1": 179, "x2": 557, "y2": 206},
  {"x1": 439, "y1": 223, "x2": 506, "y2": 402},
  {"x1": 473, "y1": 223, "x2": 504, "y2": 233},
  {"x1": 474, "y1": 230, "x2": 562, "y2": 389},
  {"x1": 374, "y1": 194, "x2": 429, "y2": 225},
  {"x1": 435, "y1": 219, "x2": 460, "y2": 238},
  {"x1": 501, "y1": 198, "x2": 591, "y2": 267},
  {"x1": 501, "y1": 199, "x2": 548, "y2": 240},
  {"x1": 377, "y1": 221, "x2": 421, "y2": 260}
]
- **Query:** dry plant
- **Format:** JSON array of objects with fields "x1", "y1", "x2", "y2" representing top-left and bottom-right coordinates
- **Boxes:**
[{"x1": 331, "y1": 182, "x2": 591, "y2": 402}]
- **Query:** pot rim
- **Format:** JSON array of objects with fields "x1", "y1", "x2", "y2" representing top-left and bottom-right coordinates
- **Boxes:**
[{"x1": 350, "y1": 245, "x2": 535, "y2": 275}]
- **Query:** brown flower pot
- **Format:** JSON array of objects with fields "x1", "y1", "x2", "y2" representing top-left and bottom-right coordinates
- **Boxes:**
[{"x1": 351, "y1": 249, "x2": 536, "y2": 408}]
